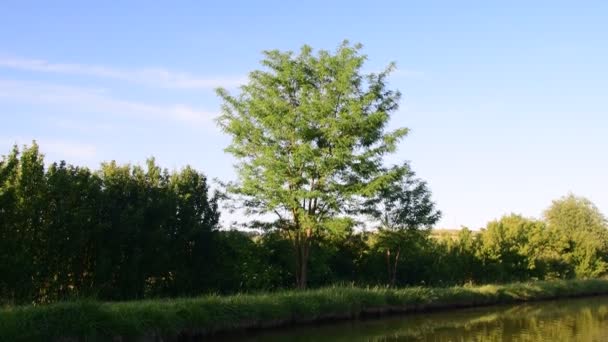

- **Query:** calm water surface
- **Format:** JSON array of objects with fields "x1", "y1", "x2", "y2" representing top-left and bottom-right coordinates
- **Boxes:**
[{"x1": 211, "y1": 296, "x2": 608, "y2": 341}]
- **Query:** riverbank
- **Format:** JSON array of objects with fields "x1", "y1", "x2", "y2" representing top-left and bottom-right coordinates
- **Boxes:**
[{"x1": 2, "y1": 279, "x2": 608, "y2": 341}]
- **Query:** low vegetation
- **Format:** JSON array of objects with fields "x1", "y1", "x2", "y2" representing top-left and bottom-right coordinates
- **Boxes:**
[{"x1": 2, "y1": 279, "x2": 608, "y2": 341}]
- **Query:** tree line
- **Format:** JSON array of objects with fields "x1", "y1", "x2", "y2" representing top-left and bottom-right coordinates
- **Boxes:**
[
  {"x1": 1, "y1": 143, "x2": 606, "y2": 305},
  {"x1": 1, "y1": 41, "x2": 607, "y2": 304},
  {"x1": 0, "y1": 143, "x2": 220, "y2": 303}
]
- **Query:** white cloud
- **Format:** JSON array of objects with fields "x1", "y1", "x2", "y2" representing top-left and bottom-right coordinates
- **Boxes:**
[
  {"x1": 0, "y1": 79, "x2": 217, "y2": 126},
  {"x1": 44, "y1": 139, "x2": 97, "y2": 159},
  {"x1": 52, "y1": 118, "x2": 115, "y2": 134},
  {"x1": 0, "y1": 56, "x2": 245, "y2": 89},
  {"x1": 0, "y1": 137, "x2": 97, "y2": 161}
]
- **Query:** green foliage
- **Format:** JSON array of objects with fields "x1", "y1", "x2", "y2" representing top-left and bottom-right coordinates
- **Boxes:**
[
  {"x1": 2, "y1": 279, "x2": 608, "y2": 341},
  {"x1": 477, "y1": 215, "x2": 548, "y2": 282},
  {"x1": 0, "y1": 143, "x2": 220, "y2": 304},
  {"x1": 363, "y1": 165, "x2": 441, "y2": 231},
  {"x1": 362, "y1": 166, "x2": 441, "y2": 286},
  {"x1": 2, "y1": 142, "x2": 608, "y2": 305},
  {"x1": 440, "y1": 228, "x2": 484, "y2": 284},
  {"x1": 217, "y1": 41, "x2": 407, "y2": 288},
  {"x1": 544, "y1": 194, "x2": 608, "y2": 278}
]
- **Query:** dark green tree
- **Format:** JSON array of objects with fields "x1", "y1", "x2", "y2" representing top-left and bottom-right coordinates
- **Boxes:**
[
  {"x1": 0, "y1": 143, "x2": 221, "y2": 303},
  {"x1": 42, "y1": 161, "x2": 102, "y2": 301},
  {"x1": 364, "y1": 167, "x2": 441, "y2": 286},
  {"x1": 0, "y1": 145, "x2": 20, "y2": 302},
  {"x1": 442, "y1": 228, "x2": 482, "y2": 284}
]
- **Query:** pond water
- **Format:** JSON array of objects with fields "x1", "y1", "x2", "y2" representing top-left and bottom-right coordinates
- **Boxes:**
[{"x1": 212, "y1": 296, "x2": 608, "y2": 341}]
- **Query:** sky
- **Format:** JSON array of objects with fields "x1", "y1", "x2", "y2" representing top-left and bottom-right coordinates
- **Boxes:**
[{"x1": 1, "y1": 1, "x2": 607, "y2": 229}]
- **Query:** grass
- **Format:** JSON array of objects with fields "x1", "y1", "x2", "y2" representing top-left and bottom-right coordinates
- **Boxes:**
[{"x1": 2, "y1": 278, "x2": 608, "y2": 341}]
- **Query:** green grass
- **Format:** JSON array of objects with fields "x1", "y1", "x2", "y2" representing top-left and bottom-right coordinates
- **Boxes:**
[{"x1": 2, "y1": 279, "x2": 608, "y2": 341}]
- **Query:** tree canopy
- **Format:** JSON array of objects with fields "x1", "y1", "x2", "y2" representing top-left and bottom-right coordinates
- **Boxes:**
[
  {"x1": 544, "y1": 194, "x2": 608, "y2": 278},
  {"x1": 364, "y1": 165, "x2": 441, "y2": 231},
  {"x1": 216, "y1": 41, "x2": 408, "y2": 288}
]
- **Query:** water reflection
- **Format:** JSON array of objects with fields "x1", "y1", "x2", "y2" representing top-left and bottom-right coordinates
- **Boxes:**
[{"x1": 213, "y1": 296, "x2": 608, "y2": 341}]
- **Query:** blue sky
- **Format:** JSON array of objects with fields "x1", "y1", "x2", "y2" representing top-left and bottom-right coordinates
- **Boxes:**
[{"x1": 1, "y1": 1, "x2": 607, "y2": 229}]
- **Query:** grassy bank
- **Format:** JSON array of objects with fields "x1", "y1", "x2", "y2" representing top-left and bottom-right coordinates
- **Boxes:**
[{"x1": 2, "y1": 279, "x2": 608, "y2": 341}]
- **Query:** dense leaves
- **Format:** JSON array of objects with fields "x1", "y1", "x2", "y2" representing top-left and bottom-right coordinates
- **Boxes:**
[
  {"x1": 0, "y1": 143, "x2": 220, "y2": 303},
  {"x1": 217, "y1": 41, "x2": 408, "y2": 288},
  {"x1": 1, "y1": 143, "x2": 608, "y2": 305},
  {"x1": 544, "y1": 195, "x2": 608, "y2": 278}
]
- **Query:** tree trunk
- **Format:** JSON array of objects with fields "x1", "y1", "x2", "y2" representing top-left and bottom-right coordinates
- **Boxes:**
[
  {"x1": 391, "y1": 247, "x2": 400, "y2": 287},
  {"x1": 386, "y1": 249, "x2": 392, "y2": 285},
  {"x1": 297, "y1": 255, "x2": 308, "y2": 289},
  {"x1": 295, "y1": 229, "x2": 311, "y2": 289},
  {"x1": 386, "y1": 247, "x2": 401, "y2": 287}
]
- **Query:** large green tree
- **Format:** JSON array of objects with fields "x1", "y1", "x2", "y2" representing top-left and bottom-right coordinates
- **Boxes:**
[
  {"x1": 216, "y1": 41, "x2": 408, "y2": 288},
  {"x1": 544, "y1": 194, "x2": 608, "y2": 278}
]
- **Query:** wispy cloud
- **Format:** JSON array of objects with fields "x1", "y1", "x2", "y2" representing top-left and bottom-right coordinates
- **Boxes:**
[
  {"x1": 0, "y1": 56, "x2": 245, "y2": 89},
  {"x1": 52, "y1": 118, "x2": 115, "y2": 134},
  {"x1": 0, "y1": 137, "x2": 97, "y2": 161},
  {"x1": 44, "y1": 139, "x2": 97, "y2": 160},
  {"x1": 0, "y1": 79, "x2": 216, "y2": 125}
]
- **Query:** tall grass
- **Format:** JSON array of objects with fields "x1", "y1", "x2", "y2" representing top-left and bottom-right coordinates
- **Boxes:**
[{"x1": 2, "y1": 279, "x2": 608, "y2": 341}]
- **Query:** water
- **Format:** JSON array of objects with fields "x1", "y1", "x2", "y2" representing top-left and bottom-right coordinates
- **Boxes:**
[{"x1": 212, "y1": 296, "x2": 608, "y2": 341}]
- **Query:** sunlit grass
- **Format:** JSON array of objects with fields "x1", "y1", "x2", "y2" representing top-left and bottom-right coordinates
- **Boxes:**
[{"x1": 1, "y1": 279, "x2": 608, "y2": 341}]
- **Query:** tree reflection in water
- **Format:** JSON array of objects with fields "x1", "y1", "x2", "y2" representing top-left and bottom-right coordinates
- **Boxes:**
[{"x1": 211, "y1": 296, "x2": 608, "y2": 342}]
